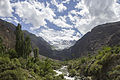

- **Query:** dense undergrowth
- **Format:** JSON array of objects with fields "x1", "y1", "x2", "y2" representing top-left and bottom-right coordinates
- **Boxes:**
[
  {"x1": 67, "y1": 46, "x2": 120, "y2": 80},
  {"x1": 0, "y1": 55, "x2": 64, "y2": 80},
  {"x1": 0, "y1": 24, "x2": 64, "y2": 80}
]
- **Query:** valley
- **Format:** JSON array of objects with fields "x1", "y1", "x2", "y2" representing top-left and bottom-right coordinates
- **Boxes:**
[{"x1": 0, "y1": 19, "x2": 120, "y2": 80}]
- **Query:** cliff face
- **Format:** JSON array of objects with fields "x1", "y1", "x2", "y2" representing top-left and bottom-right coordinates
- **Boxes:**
[
  {"x1": 0, "y1": 19, "x2": 16, "y2": 48},
  {"x1": 69, "y1": 22, "x2": 120, "y2": 58}
]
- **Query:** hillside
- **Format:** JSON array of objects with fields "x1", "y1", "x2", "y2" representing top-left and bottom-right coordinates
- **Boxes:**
[
  {"x1": 67, "y1": 46, "x2": 120, "y2": 80},
  {"x1": 0, "y1": 19, "x2": 53, "y2": 58},
  {"x1": 1, "y1": 19, "x2": 120, "y2": 60},
  {"x1": 23, "y1": 31, "x2": 53, "y2": 58},
  {"x1": 66, "y1": 22, "x2": 120, "y2": 59},
  {"x1": 0, "y1": 19, "x2": 16, "y2": 48}
]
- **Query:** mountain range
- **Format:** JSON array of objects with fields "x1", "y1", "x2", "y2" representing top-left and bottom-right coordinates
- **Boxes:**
[{"x1": 0, "y1": 19, "x2": 120, "y2": 60}]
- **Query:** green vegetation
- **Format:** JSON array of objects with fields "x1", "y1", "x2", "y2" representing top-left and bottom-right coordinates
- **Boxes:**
[
  {"x1": 67, "y1": 46, "x2": 120, "y2": 80},
  {"x1": 15, "y1": 24, "x2": 32, "y2": 59},
  {"x1": 0, "y1": 24, "x2": 65, "y2": 80},
  {"x1": 15, "y1": 24, "x2": 24, "y2": 58},
  {"x1": 33, "y1": 48, "x2": 39, "y2": 61},
  {"x1": 0, "y1": 23, "x2": 120, "y2": 80}
]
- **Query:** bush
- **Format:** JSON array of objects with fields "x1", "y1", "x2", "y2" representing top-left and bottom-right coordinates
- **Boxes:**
[
  {"x1": 7, "y1": 49, "x2": 17, "y2": 58},
  {"x1": 69, "y1": 69, "x2": 77, "y2": 77}
]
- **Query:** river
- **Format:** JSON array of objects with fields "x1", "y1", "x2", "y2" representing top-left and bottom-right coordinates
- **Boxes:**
[{"x1": 54, "y1": 66, "x2": 75, "y2": 80}]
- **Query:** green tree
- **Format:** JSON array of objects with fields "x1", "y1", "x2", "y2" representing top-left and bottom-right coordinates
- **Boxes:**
[
  {"x1": 33, "y1": 48, "x2": 39, "y2": 59},
  {"x1": 15, "y1": 24, "x2": 24, "y2": 58},
  {"x1": 24, "y1": 36, "x2": 32, "y2": 59}
]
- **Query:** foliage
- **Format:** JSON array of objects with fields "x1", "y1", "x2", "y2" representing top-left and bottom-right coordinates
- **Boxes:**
[
  {"x1": 15, "y1": 24, "x2": 24, "y2": 58},
  {"x1": 33, "y1": 47, "x2": 39, "y2": 61},
  {"x1": 24, "y1": 36, "x2": 32, "y2": 59},
  {"x1": 0, "y1": 24, "x2": 65, "y2": 80},
  {"x1": 67, "y1": 46, "x2": 120, "y2": 80},
  {"x1": 15, "y1": 24, "x2": 32, "y2": 59},
  {"x1": 7, "y1": 49, "x2": 17, "y2": 58}
]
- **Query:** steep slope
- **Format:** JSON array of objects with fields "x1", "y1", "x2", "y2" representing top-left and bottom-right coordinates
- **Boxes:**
[
  {"x1": 0, "y1": 19, "x2": 53, "y2": 58},
  {"x1": 0, "y1": 19, "x2": 16, "y2": 48},
  {"x1": 23, "y1": 30, "x2": 53, "y2": 57},
  {"x1": 67, "y1": 46, "x2": 120, "y2": 80},
  {"x1": 69, "y1": 21, "x2": 120, "y2": 58},
  {"x1": 1, "y1": 18, "x2": 120, "y2": 60}
]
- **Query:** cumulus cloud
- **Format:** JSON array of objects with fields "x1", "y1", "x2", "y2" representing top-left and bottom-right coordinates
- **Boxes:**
[
  {"x1": 12, "y1": 1, "x2": 55, "y2": 30},
  {"x1": 74, "y1": 0, "x2": 120, "y2": 34},
  {"x1": 0, "y1": 0, "x2": 13, "y2": 17},
  {"x1": 12, "y1": 0, "x2": 70, "y2": 30},
  {"x1": 52, "y1": 17, "x2": 72, "y2": 28},
  {"x1": 51, "y1": 0, "x2": 67, "y2": 12},
  {"x1": 57, "y1": 3, "x2": 67, "y2": 12}
]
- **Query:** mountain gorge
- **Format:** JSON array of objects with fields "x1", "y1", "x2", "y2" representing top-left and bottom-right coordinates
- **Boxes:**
[
  {"x1": 0, "y1": 19, "x2": 120, "y2": 60},
  {"x1": 0, "y1": 19, "x2": 120, "y2": 80}
]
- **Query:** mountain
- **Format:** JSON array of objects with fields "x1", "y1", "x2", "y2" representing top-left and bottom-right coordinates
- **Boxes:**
[
  {"x1": 1, "y1": 19, "x2": 120, "y2": 60},
  {"x1": 0, "y1": 19, "x2": 16, "y2": 48},
  {"x1": 67, "y1": 21, "x2": 120, "y2": 59},
  {"x1": 0, "y1": 19, "x2": 53, "y2": 58},
  {"x1": 23, "y1": 30, "x2": 53, "y2": 57},
  {"x1": 51, "y1": 40, "x2": 76, "y2": 50}
]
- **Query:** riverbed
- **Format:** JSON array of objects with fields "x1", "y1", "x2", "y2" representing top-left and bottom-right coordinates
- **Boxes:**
[{"x1": 54, "y1": 66, "x2": 75, "y2": 80}]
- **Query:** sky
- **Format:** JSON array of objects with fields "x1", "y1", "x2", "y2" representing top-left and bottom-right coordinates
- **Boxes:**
[{"x1": 0, "y1": 0, "x2": 120, "y2": 49}]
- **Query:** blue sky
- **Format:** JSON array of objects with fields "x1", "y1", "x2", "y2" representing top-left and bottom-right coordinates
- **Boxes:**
[{"x1": 0, "y1": 0, "x2": 120, "y2": 49}]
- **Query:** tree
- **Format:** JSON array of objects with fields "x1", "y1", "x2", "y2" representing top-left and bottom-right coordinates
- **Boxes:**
[
  {"x1": 15, "y1": 24, "x2": 24, "y2": 58},
  {"x1": 33, "y1": 48, "x2": 39, "y2": 59},
  {"x1": 24, "y1": 36, "x2": 32, "y2": 59}
]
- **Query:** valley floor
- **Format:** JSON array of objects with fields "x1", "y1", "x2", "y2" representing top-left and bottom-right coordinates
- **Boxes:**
[{"x1": 54, "y1": 66, "x2": 75, "y2": 80}]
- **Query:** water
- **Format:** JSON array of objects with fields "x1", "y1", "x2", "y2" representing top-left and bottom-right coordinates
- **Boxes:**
[{"x1": 54, "y1": 66, "x2": 75, "y2": 80}]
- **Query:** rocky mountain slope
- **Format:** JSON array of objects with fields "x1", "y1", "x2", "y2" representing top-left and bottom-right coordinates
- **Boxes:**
[
  {"x1": 68, "y1": 21, "x2": 120, "y2": 59},
  {"x1": 23, "y1": 30, "x2": 53, "y2": 57},
  {"x1": 0, "y1": 19, "x2": 53, "y2": 58},
  {"x1": 1, "y1": 19, "x2": 120, "y2": 60},
  {"x1": 0, "y1": 19, "x2": 16, "y2": 48}
]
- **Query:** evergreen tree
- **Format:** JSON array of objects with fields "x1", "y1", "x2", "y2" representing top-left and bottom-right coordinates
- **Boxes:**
[
  {"x1": 15, "y1": 24, "x2": 24, "y2": 57},
  {"x1": 24, "y1": 36, "x2": 32, "y2": 59},
  {"x1": 33, "y1": 48, "x2": 39, "y2": 59}
]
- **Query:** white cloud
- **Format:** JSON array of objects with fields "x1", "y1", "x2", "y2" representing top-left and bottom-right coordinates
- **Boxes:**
[
  {"x1": 57, "y1": 3, "x2": 67, "y2": 12},
  {"x1": 12, "y1": 1, "x2": 55, "y2": 30},
  {"x1": 74, "y1": 0, "x2": 120, "y2": 34},
  {"x1": 38, "y1": 28, "x2": 81, "y2": 49},
  {"x1": 52, "y1": 17, "x2": 72, "y2": 28},
  {"x1": 0, "y1": 0, "x2": 13, "y2": 17},
  {"x1": 51, "y1": 0, "x2": 67, "y2": 12},
  {"x1": 62, "y1": 0, "x2": 70, "y2": 4}
]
